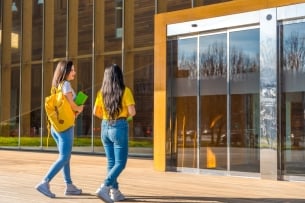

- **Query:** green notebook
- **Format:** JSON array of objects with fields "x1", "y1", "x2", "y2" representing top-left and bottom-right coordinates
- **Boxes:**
[{"x1": 75, "y1": 91, "x2": 88, "y2": 105}]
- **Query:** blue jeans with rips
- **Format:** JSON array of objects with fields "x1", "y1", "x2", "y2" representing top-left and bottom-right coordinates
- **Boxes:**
[
  {"x1": 101, "y1": 119, "x2": 129, "y2": 190},
  {"x1": 43, "y1": 126, "x2": 74, "y2": 184}
]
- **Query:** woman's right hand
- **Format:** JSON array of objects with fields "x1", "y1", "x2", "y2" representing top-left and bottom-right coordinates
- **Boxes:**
[
  {"x1": 74, "y1": 105, "x2": 84, "y2": 118},
  {"x1": 77, "y1": 105, "x2": 84, "y2": 113}
]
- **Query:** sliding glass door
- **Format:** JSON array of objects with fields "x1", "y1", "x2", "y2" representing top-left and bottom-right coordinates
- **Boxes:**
[
  {"x1": 279, "y1": 20, "x2": 305, "y2": 178},
  {"x1": 168, "y1": 26, "x2": 260, "y2": 173}
]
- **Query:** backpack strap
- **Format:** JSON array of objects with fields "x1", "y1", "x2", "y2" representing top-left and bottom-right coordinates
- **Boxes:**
[
  {"x1": 46, "y1": 116, "x2": 51, "y2": 147},
  {"x1": 46, "y1": 86, "x2": 59, "y2": 148}
]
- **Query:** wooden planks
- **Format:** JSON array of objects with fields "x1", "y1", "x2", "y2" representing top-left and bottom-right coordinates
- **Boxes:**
[{"x1": 0, "y1": 150, "x2": 305, "y2": 202}]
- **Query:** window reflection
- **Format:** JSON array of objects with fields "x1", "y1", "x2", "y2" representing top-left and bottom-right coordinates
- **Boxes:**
[
  {"x1": 280, "y1": 21, "x2": 305, "y2": 176},
  {"x1": 169, "y1": 28, "x2": 260, "y2": 172},
  {"x1": 175, "y1": 37, "x2": 198, "y2": 168},
  {"x1": 178, "y1": 37, "x2": 197, "y2": 79},
  {"x1": 199, "y1": 33, "x2": 227, "y2": 170},
  {"x1": 54, "y1": 0, "x2": 67, "y2": 58},
  {"x1": 229, "y1": 28, "x2": 260, "y2": 173},
  {"x1": 200, "y1": 33, "x2": 227, "y2": 79},
  {"x1": 78, "y1": 1, "x2": 93, "y2": 55},
  {"x1": 115, "y1": 0, "x2": 123, "y2": 38}
]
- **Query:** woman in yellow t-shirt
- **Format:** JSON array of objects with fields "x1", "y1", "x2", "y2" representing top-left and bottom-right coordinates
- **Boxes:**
[{"x1": 93, "y1": 64, "x2": 136, "y2": 203}]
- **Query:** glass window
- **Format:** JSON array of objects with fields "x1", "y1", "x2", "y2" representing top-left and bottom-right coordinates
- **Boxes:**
[
  {"x1": 78, "y1": 1, "x2": 93, "y2": 55},
  {"x1": 133, "y1": 52, "x2": 154, "y2": 139},
  {"x1": 10, "y1": 0, "x2": 22, "y2": 142},
  {"x1": 134, "y1": 0, "x2": 154, "y2": 48},
  {"x1": 115, "y1": 0, "x2": 122, "y2": 38},
  {"x1": 11, "y1": 0, "x2": 21, "y2": 64},
  {"x1": 54, "y1": 0, "x2": 67, "y2": 58},
  {"x1": 105, "y1": 1, "x2": 122, "y2": 52},
  {"x1": 74, "y1": 58, "x2": 93, "y2": 151},
  {"x1": 32, "y1": 1, "x2": 43, "y2": 60}
]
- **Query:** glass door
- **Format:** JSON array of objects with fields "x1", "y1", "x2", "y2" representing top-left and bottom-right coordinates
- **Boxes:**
[
  {"x1": 171, "y1": 36, "x2": 199, "y2": 170},
  {"x1": 166, "y1": 1, "x2": 305, "y2": 180},
  {"x1": 228, "y1": 28, "x2": 260, "y2": 173},
  {"x1": 198, "y1": 27, "x2": 260, "y2": 173},
  {"x1": 279, "y1": 20, "x2": 305, "y2": 177},
  {"x1": 199, "y1": 33, "x2": 228, "y2": 170},
  {"x1": 168, "y1": 26, "x2": 261, "y2": 173}
]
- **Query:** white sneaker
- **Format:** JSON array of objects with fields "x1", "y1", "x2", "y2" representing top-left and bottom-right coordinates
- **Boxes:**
[
  {"x1": 96, "y1": 185, "x2": 113, "y2": 203},
  {"x1": 65, "y1": 183, "x2": 82, "y2": 195},
  {"x1": 110, "y1": 188, "x2": 125, "y2": 201},
  {"x1": 35, "y1": 181, "x2": 56, "y2": 198}
]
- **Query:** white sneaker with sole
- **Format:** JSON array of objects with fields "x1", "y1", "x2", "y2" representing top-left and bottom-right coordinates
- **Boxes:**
[
  {"x1": 96, "y1": 185, "x2": 114, "y2": 203},
  {"x1": 65, "y1": 183, "x2": 82, "y2": 195},
  {"x1": 35, "y1": 181, "x2": 56, "y2": 198},
  {"x1": 110, "y1": 188, "x2": 125, "y2": 201}
]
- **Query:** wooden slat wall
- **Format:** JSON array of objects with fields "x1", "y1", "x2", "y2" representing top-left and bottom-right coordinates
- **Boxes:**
[{"x1": 134, "y1": 0, "x2": 155, "y2": 48}]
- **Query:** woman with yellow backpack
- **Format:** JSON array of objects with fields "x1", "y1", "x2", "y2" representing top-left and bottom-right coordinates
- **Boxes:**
[{"x1": 35, "y1": 60, "x2": 84, "y2": 198}]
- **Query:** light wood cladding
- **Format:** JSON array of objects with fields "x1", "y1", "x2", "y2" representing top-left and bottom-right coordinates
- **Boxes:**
[
  {"x1": 1, "y1": 0, "x2": 12, "y2": 126},
  {"x1": 21, "y1": 0, "x2": 33, "y2": 136},
  {"x1": 68, "y1": 0, "x2": 79, "y2": 59},
  {"x1": 78, "y1": 5, "x2": 93, "y2": 55}
]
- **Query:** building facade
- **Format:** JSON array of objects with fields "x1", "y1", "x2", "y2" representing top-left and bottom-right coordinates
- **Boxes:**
[
  {"x1": 0, "y1": 0, "x2": 155, "y2": 153},
  {"x1": 1, "y1": 0, "x2": 305, "y2": 181},
  {"x1": 154, "y1": 0, "x2": 305, "y2": 181}
]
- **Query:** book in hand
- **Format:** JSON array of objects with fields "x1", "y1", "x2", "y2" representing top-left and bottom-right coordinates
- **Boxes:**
[{"x1": 74, "y1": 91, "x2": 88, "y2": 106}]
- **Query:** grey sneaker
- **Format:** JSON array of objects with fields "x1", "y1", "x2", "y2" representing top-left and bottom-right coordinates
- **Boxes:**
[
  {"x1": 110, "y1": 188, "x2": 125, "y2": 201},
  {"x1": 65, "y1": 183, "x2": 82, "y2": 195},
  {"x1": 35, "y1": 181, "x2": 56, "y2": 198},
  {"x1": 96, "y1": 185, "x2": 114, "y2": 203}
]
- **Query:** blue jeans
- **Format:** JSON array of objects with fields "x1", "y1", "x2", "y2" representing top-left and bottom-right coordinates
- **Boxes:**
[
  {"x1": 101, "y1": 119, "x2": 128, "y2": 189},
  {"x1": 44, "y1": 126, "x2": 74, "y2": 184}
]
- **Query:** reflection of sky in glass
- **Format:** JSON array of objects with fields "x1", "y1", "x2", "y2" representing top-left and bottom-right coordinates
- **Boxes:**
[
  {"x1": 177, "y1": 29, "x2": 260, "y2": 77},
  {"x1": 282, "y1": 22, "x2": 305, "y2": 72},
  {"x1": 283, "y1": 22, "x2": 305, "y2": 37},
  {"x1": 199, "y1": 33, "x2": 227, "y2": 78},
  {"x1": 200, "y1": 33, "x2": 226, "y2": 53},
  {"x1": 230, "y1": 29, "x2": 259, "y2": 58},
  {"x1": 178, "y1": 37, "x2": 197, "y2": 70},
  {"x1": 229, "y1": 28, "x2": 260, "y2": 76}
]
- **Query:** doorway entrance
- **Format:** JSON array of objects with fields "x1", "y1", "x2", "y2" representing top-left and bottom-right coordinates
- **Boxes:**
[
  {"x1": 167, "y1": 26, "x2": 260, "y2": 174},
  {"x1": 166, "y1": 3, "x2": 305, "y2": 180}
]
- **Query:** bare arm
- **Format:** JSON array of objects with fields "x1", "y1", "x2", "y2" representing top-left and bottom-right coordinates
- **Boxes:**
[
  {"x1": 64, "y1": 92, "x2": 84, "y2": 115},
  {"x1": 128, "y1": 105, "x2": 136, "y2": 117},
  {"x1": 93, "y1": 103, "x2": 103, "y2": 118}
]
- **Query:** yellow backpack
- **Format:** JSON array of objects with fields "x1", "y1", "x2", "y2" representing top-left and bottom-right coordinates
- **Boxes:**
[{"x1": 45, "y1": 83, "x2": 75, "y2": 146}]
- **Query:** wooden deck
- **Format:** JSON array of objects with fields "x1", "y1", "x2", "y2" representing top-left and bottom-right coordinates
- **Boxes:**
[{"x1": 0, "y1": 149, "x2": 305, "y2": 203}]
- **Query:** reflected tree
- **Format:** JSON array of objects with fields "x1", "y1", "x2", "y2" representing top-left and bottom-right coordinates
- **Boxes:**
[
  {"x1": 283, "y1": 31, "x2": 305, "y2": 72},
  {"x1": 200, "y1": 41, "x2": 226, "y2": 79}
]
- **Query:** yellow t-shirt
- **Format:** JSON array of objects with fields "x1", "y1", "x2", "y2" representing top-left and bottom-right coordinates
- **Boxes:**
[{"x1": 95, "y1": 87, "x2": 135, "y2": 120}]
